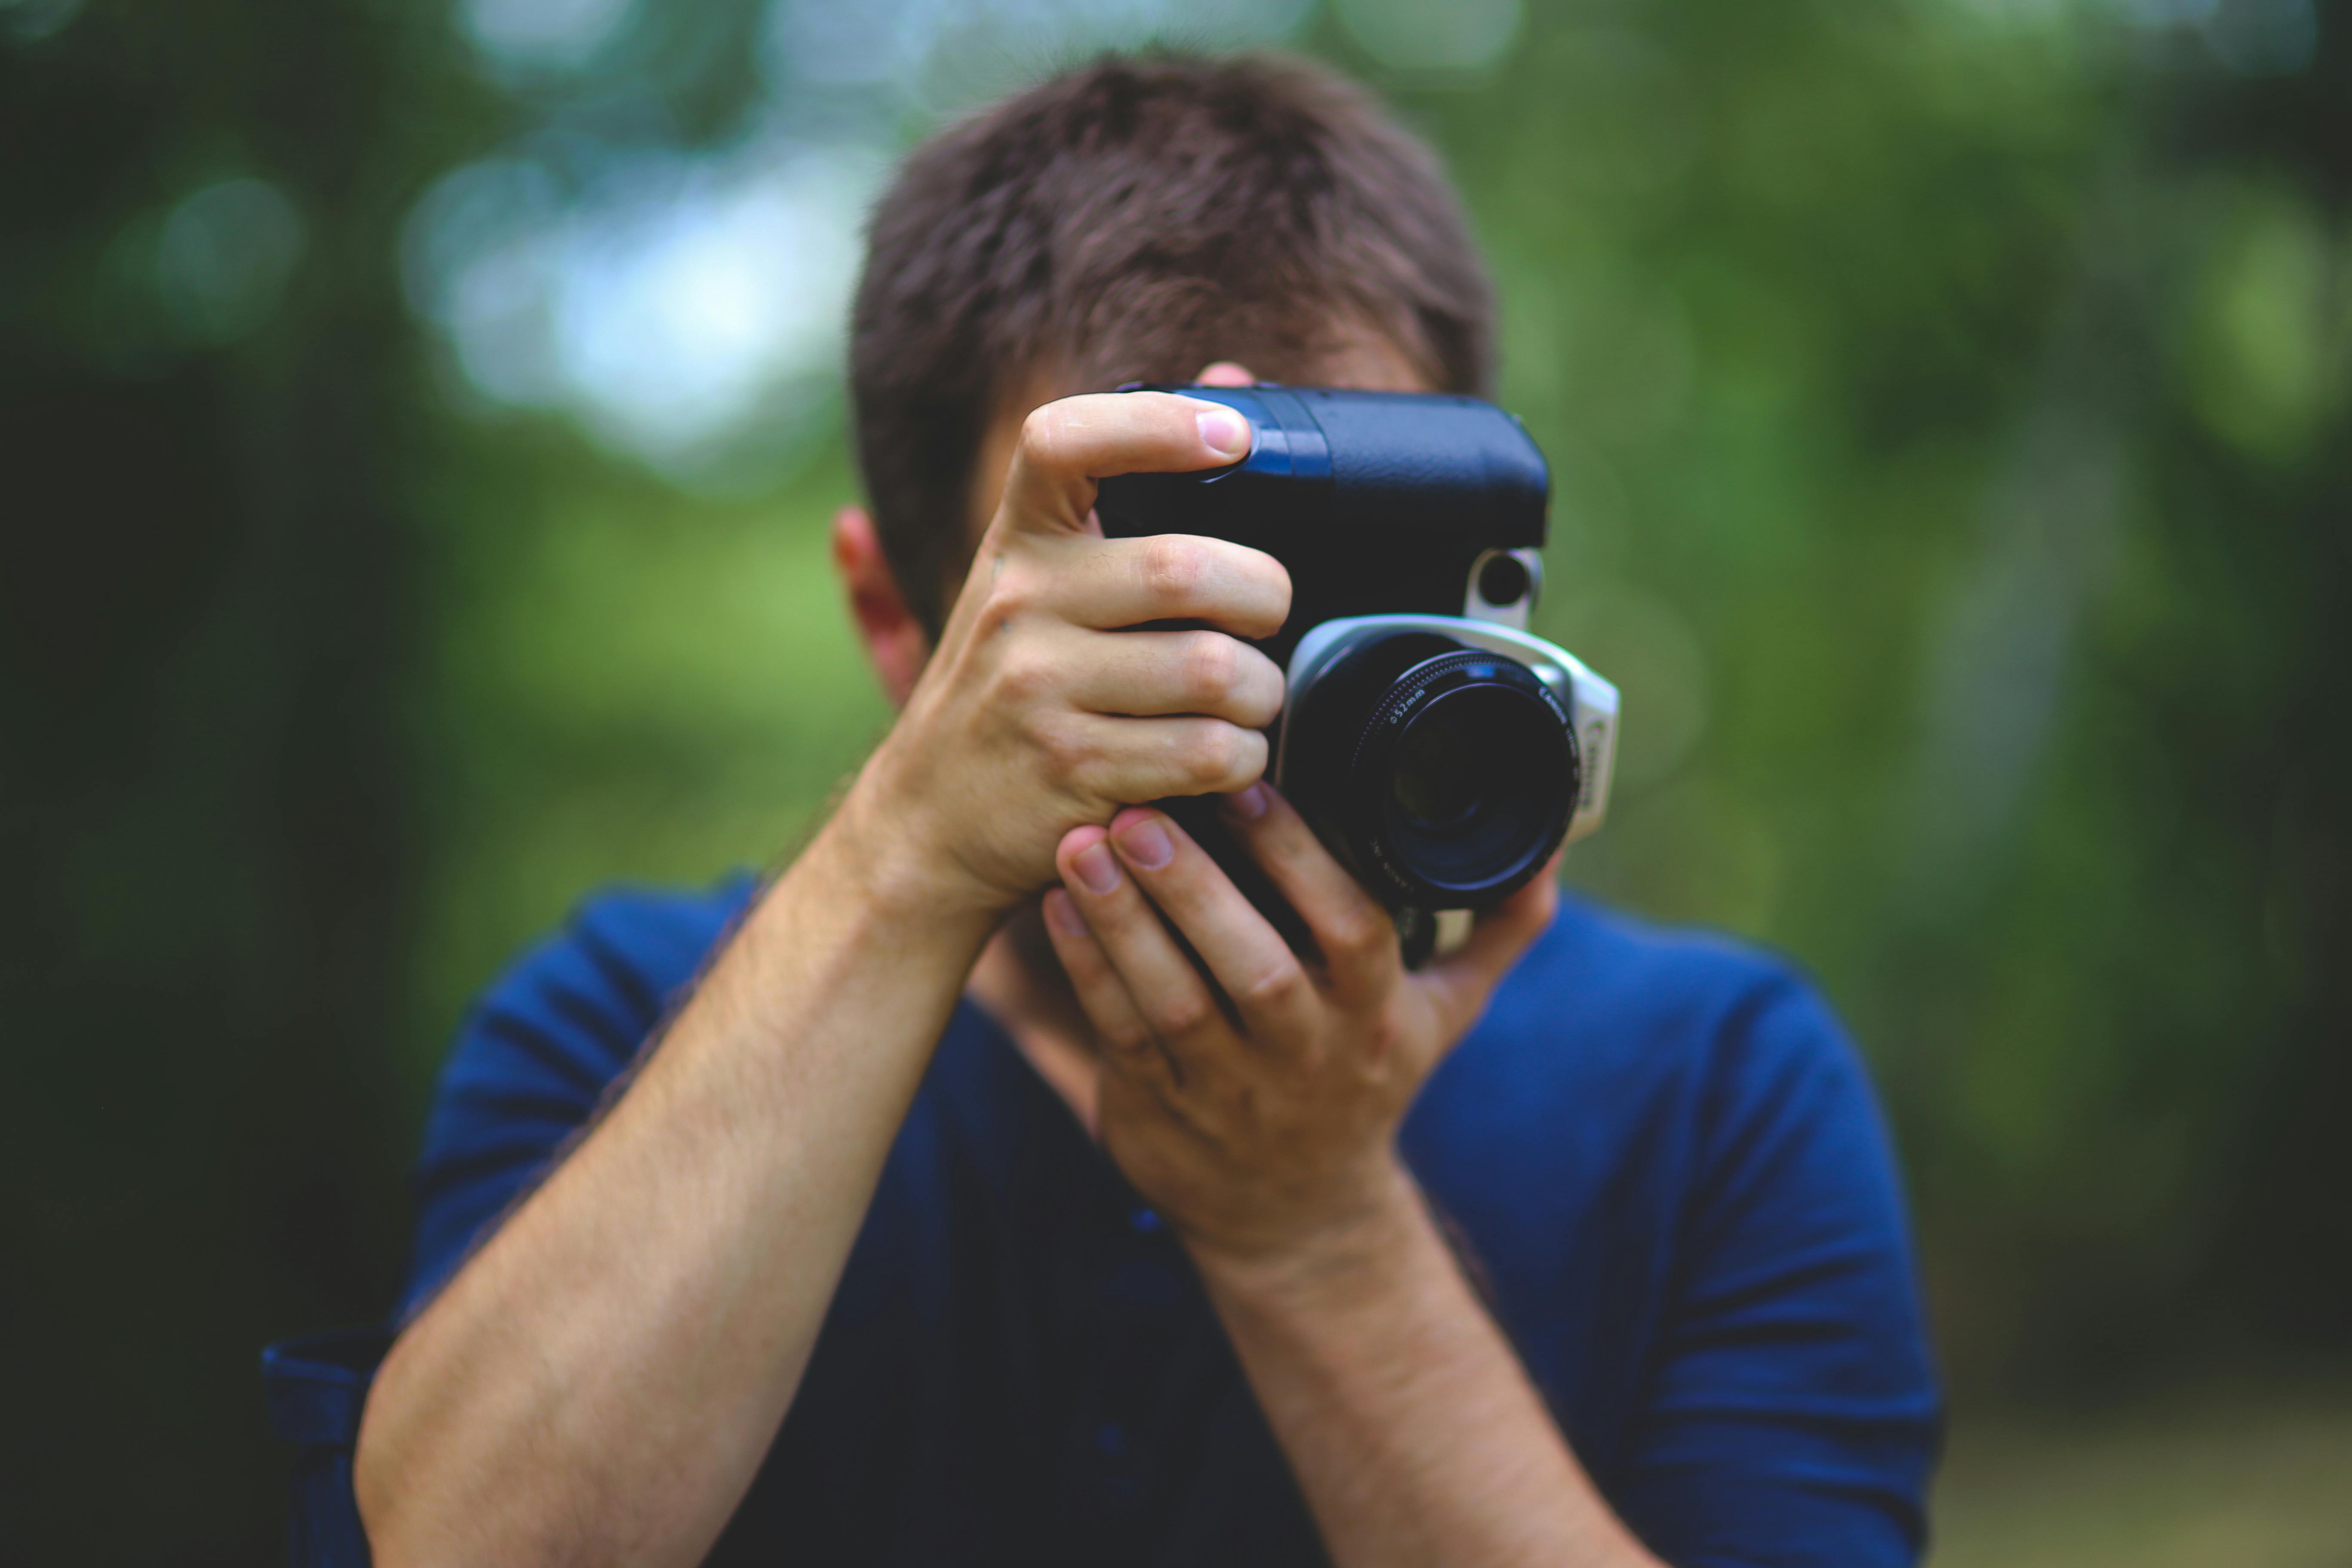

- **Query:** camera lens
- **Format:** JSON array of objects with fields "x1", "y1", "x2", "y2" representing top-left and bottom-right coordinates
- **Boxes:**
[
  {"x1": 1384, "y1": 683, "x2": 1556, "y2": 884},
  {"x1": 1283, "y1": 634, "x2": 1580, "y2": 910},
  {"x1": 1391, "y1": 706, "x2": 1486, "y2": 831}
]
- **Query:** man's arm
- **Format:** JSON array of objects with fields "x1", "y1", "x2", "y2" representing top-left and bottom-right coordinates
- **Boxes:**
[
  {"x1": 1204, "y1": 1170, "x2": 1661, "y2": 1568},
  {"x1": 1605, "y1": 975, "x2": 1939, "y2": 1565},
  {"x1": 1041, "y1": 789, "x2": 1663, "y2": 1568},
  {"x1": 352, "y1": 392, "x2": 1286, "y2": 1568},
  {"x1": 356, "y1": 815, "x2": 994, "y2": 1568}
]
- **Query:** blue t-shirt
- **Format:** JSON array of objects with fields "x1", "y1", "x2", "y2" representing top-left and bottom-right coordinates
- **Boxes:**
[{"x1": 405, "y1": 879, "x2": 1939, "y2": 1567}]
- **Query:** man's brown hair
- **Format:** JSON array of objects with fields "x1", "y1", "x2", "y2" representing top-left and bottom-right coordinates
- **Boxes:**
[{"x1": 848, "y1": 51, "x2": 1497, "y2": 637}]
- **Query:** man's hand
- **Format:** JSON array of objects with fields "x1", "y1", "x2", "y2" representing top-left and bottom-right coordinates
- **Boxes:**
[
  {"x1": 1041, "y1": 793, "x2": 1661, "y2": 1568},
  {"x1": 1040, "y1": 783, "x2": 1556, "y2": 1276},
  {"x1": 848, "y1": 391, "x2": 1291, "y2": 918}
]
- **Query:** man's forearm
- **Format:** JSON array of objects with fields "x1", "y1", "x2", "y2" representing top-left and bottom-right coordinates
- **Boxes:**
[
  {"x1": 1195, "y1": 1163, "x2": 1664, "y2": 1568},
  {"x1": 354, "y1": 796, "x2": 1000, "y2": 1568}
]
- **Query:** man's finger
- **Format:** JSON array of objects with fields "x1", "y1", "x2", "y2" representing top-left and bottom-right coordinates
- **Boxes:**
[
  {"x1": 1216, "y1": 783, "x2": 1399, "y2": 1001},
  {"x1": 1099, "y1": 807, "x2": 1319, "y2": 1047},
  {"x1": 1054, "y1": 824, "x2": 1242, "y2": 1074},
  {"x1": 1055, "y1": 627, "x2": 1284, "y2": 728},
  {"x1": 1057, "y1": 713, "x2": 1268, "y2": 804},
  {"x1": 1024, "y1": 530, "x2": 1291, "y2": 639},
  {"x1": 1040, "y1": 889, "x2": 1177, "y2": 1089},
  {"x1": 998, "y1": 392, "x2": 1252, "y2": 537},
  {"x1": 1419, "y1": 858, "x2": 1559, "y2": 1046}
]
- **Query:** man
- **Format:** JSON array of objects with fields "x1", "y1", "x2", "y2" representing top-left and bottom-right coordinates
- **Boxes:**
[{"x1": 353, "y1": 53, "x2": 1939, "y2": 1568}]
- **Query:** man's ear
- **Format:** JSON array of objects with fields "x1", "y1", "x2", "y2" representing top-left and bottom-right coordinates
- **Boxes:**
[{"x1": 831, "y1": 505, "x2": 930, "y2": 707}]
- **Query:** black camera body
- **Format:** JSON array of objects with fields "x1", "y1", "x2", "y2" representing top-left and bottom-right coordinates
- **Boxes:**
[{"x1": 1096, "y1": 385, "x2": 1618, "y2": 961}]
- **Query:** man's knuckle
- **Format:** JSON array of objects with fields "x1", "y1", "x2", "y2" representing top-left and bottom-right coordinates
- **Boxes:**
[
  {"x1": 998, "y1": 557, "x2": 1048, "y2": 610},
  {"x1": 1327, "y1": 906, "x2": 1389, "y2": 959},
  {"x1": 1183, "y1": 634, "x2": 1239, "y2": 703},
  {"x1": 1183, "y1": 726, "x2": 1243, "y2": 786},
  {"x1": 1019, "y1": 405, "x2": 1067, "y2": 463},
  {"x1": 974, "y1": 588, "x2": 1033, "y2": 642},
  {"x1": 1035, "y1": 714, "x2": 1095, "y2": 777},
  {"x1": 1143, "y1": 536, "x2": 1206, "y2": 604},
  {"x1": 1239, "y1": 963, "x2": 1305, "y2": 1012},
  {"x1": 992, "y1": 649, "x2": 1050, "y2": 704},
  {"x1": 1155, "y1": 994, "x2": 1214, "y2": 1039},
  {"x1": 1103, "y1": 1020, "x2": 1155, "y2": 1058}
]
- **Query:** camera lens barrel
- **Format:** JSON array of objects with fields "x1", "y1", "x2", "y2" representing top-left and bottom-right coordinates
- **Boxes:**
[{"x1": 1283, "y1": 631, "x2": 1580, "y2": 911}]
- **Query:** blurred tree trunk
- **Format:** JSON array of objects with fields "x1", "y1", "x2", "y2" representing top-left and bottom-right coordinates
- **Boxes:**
[
  {"x1": 2180, "y1": 0, "x2": 2352, "y2": 1353},
  {"x1": 0, "y1": 2, "x2": 482, "y2": 1558}
]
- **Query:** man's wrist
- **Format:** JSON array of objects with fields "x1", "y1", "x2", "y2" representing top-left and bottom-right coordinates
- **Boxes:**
[
  {"x1": 727, "y1": 773, "x2": 1007, "y2": 998},
  {"x1": 1185, "y1": 1156, "x2": 1435, "y2": 1324},
  {"x1": 823, "y1": 744, "x2": 1006, "y2": 929}
]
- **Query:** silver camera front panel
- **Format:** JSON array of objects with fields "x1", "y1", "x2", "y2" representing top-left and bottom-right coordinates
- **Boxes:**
[{"x1": 1276, "y1": 614, "x2": 1619, "y2": 850}]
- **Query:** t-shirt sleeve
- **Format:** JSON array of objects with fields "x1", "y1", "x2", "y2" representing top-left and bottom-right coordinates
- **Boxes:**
[
  {"x1": 398, "y1": 884, "x2": 748, "y2": 1321},
  {"x1": 1611, "y1": 975, "x2": 1942, "y2": 1568}
]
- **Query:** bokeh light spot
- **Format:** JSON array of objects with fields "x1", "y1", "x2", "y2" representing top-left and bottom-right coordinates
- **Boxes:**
[{"x1": 153, "y1": 177, "x2": 306, "y2": 348}]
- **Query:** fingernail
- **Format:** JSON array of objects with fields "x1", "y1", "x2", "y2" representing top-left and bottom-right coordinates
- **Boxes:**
[
  {"x1": 1116, "y1": 817, "x2": 1174, "y2": 871},
  {"x1": 1222, "y1": 782, "x2": 1270, "y2": 822},
  {"x1": 1073, "y1": 841, "x2": 1123, "y2": 895},
  {"x1": 1194, "y1": 404, "x2": 1252, "y2": 460},
  {"x1": 1044, "y1": 889, "x2": 1089, "y2": 938}
]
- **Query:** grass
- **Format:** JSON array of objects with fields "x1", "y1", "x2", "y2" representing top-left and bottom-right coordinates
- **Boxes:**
[{"x1": 1933, "y1": 1384, "x2": 2352, "y2": 1567}]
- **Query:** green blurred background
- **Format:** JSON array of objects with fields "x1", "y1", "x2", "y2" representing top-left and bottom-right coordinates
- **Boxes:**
[{"x1": 4, "y1": 0, "x2": 2348, "y2": 1559}]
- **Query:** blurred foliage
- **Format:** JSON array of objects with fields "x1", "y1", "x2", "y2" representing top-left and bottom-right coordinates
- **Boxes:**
[{"x1": 3, "y1": 0, "x2": 2348, "y2": 1561}]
